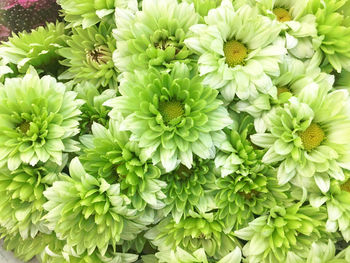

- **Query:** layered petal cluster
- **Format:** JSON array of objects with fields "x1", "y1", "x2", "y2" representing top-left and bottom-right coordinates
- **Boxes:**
[
  {"x1": 185, "y1": 0, "x2": 286, "y2": 102},
  {"x1": 74, "y1": 82, "x2": 116, "y2": 134},
  {"x1": 2, "y1": 0, "x2": 350, "y2": 261},
  {"x1": 307, "y1": 0, "x2": 350, "y2": 72},
  {"x1": 0, "y1": 68, "x2": 81, "y2": 171},
  {"x1": 43, "y1": 158, "x2": 148, "y2": 256},
  {"x1": 113, "y1": 0, "x2": 199, "y2": 72},
  {"x1": 235, "y1": 54, "x2": 333, "y2": 132},
  {"x1": 214, "y1": 115, "x2": 290, "y2": 230},
  {"x1": 286, "y1": 240, "x2": 350, "y2": 263},
  {"x1": 161, "y1": 158, "x2": 217, "y2": 222},
  {"x1": 0, "y1": 22, "x2": 67, "y2": 74},
  {"x1": 58, "y1": 23, "x2": 118, "y2": 88},
  {"x1": 255, "y1": 0, "x2": 317, "y2": 59},
  {"x1": 155, "y1": 247, "x2": 241, "y2": 263},
  {"x1": 251, "y1": 86, "x2": 350, "y2": 191},
  {"x1": 105, "y1": 63, "x2": 232, "y2": 172},
  {"x1": 309, "y1": 179, "x2": 350, "y2": 242},
  {"x1": 0, "y1": 161, "x2": 62, "y2": 239},
  {"x1": 1, "y1": 231, "x2": 55, "y2": 262},
  {"x1": 39, "y1": 236, "x2": 139, "y2": 263},
  {"x1": 79, "y1": 118, "x2": 166, "y2": 211},
  {"x1": 235, "y1": 203, "x2": 327, "y2": 263},
  {"x1": 57, "y1": 0, "x2": 138, "y2": 28},
  {"x1": 145, "y1": 212, "x2": 238, "y2": 260},
  {"x1": 182, "y1": 0, "x2": 222, "y2": 17}
]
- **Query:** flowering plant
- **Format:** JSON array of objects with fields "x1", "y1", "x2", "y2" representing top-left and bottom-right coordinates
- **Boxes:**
[{"x1": 1, "y1": 0, "x2": 350, "y2": 262}]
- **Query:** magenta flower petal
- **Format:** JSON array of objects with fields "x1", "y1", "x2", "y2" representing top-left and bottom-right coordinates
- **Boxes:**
[
  {"x1": 18, "y1": 0, "x2": 38, "y2": 8},
  {"x1": 0, "y1": 24, "x2": 11, "y2": 41},
  {"x1": 1, "y1": 0, "x2": 39, "y2": 10},
  {"x1": 0, "y1": 0, "x2": 17, "y2": 9}
]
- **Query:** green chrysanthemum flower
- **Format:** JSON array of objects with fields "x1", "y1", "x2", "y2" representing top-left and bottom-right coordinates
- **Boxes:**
[
  {"x1": 79, "y1": 118, "x2": 166, "y2": 211},
  {"x1": 309, "y1": 179, "x2": 350, "y2": 242},
  {"x1": 57, "y1": 0, "x2": 138, "y2": 28},
  {"x1": 325, "y1": 188, "x2": 350, "y2": 241},
  {"x1": 215, "y1": 114, "x2": 266, "y2": 177},
  {"x1": 233, "y1": 56, "x2": 300, "y2": 131},
  {"x1": 214, "y1": 115, "x2": 290, "y2": 231},
  {"x1": 307, "y1": 0, "x2": 350, "y2": 72},
  {"x1": 113, "y1": 0, "x2": 199, "y2": 72},
  {"x1": 0, "y1": 22, "x2": 67, "y2": 74},
  {"x1": 254, "y1": 0, "x2": 317, "y2": 59},
  {"x1": 161, "y1": 158, "x2": 217, "y2": 223},
  {"x1": 145, "y1": 212, "x2": 238, "y2": 260},
  {"x1": 1, "y1": 231, "x2": 55, "y2": 262},
  {"x1": 74, "y1": 82, "x2": 116, "y2": 134},
  {"x1": 0, "y1": 161, "x2": 63, "y2": 240},
  {"x1": 286, "y1": 239, "x2": 350, "y2": 263},
  {"x1": 185, "y1": 0, "x2": 286, "y2": 102},
  {"x1": 43, "y1": 158, "x2": 148, "y2": 256},
  {"x1": 39, "y1": 236, "x2": 139, "y2": 263},
  {"x1": 0, "y1": 67, "x2": 82, "y2": 171},
  {"x1": 251, "y1": 86, "x2": 350, "y2": 191},
  {"x1": 235, "y1": 54, "x2": 333, "y2": 132},
  {"x1": 155, "y1": 247, "x2": 241, "y2": 263},
  {"x1": 58, "y1": 23, "x2": 118, "y2": 88},
  {"x1": 105, "y1": 63, "x2": 232, "y2": 172},
  {"x1": 235, "y1": 203, "x2": 327, "y2": 263}
]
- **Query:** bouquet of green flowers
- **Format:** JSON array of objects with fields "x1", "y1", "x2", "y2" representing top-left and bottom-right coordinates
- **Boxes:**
[{"x1": 1, "y1": 0, "x2": 350, "y2": 262}]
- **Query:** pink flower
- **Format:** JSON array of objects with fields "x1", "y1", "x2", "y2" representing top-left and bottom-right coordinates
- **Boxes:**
[
  {"x1": 1, "y1": 0, "x2": 40, "y2": 9},
  {"x1": 0, "y1": 24, "x2": 11, "y2": 41}
]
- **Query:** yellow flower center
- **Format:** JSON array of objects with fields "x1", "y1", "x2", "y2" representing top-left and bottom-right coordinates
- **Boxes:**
[
  {"x1": 277, "y1": 86, "x2": 290, "y2": 96},
  {"x1": 159, "y1": 100, "x2": 184, "y2": 123},
  {"x1": 300, "y1": 123, "x2": 325, "y2": 151},
  {"x1": 19, "y1": 121, "x2": 30, "y2": 133},
  {"x1": 273, "y1": 8, "x2": 292, "y2": 22},
  {"x1": 223, "y1": 40, "x2": 248, "y2": 67}
]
